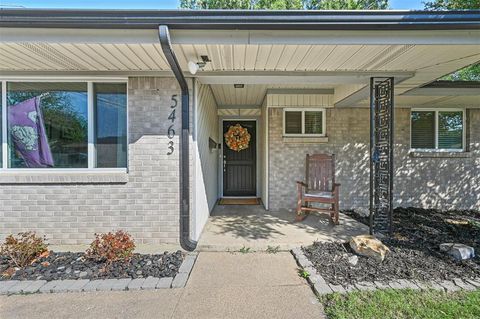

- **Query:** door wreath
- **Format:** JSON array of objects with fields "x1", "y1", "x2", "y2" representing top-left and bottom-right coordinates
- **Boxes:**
[{"x1": 224, "y1": 124, "x2": 251, "y2": 152}]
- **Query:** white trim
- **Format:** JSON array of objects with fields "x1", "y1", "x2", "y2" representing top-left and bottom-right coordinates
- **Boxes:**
[
  {"x1": 1, "y1": 81, "x2": 7, "y2": 168},
  {"x1": 264, "y1": 106, "x2": 269, "y2": 210},
  {"x1": 0, "y1": 78, "x2": 128, "y2": 171},
  {"x1": 283, "y1": 108, "x2": 326, "y2": 137},
  {"x1": 410, "y1": 108, "x2": 466, "y2": 152}
]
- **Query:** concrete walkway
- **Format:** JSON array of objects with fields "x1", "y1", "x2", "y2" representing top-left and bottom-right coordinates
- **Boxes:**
[
  {"x1": 0, "y1": 252, "x2": 325, "y2": 319},
  {"x1": 198, "y1": 204, "x2": 369, "y2": 251}
]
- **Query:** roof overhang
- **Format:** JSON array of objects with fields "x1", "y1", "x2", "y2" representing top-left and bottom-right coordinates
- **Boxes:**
[{"x1": 1, "y1": 9, "x2": 480, "y2": 30}]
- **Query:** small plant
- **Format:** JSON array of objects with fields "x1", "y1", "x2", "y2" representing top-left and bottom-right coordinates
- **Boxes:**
[
  {"x1": 266, "y1": 245, "x2": 280, "y2": 254},
  {"x1": 298, "y1": 268, "x2": 310, "y2": 278},
  {"x1": 86, "y1": 230, "x2": 135, "y2": 265},
  {"x1": 0, "y1": 231, "x2": 48, "y2": 268},
  {"x1": 239, "y1": 246, "x2": 251, "y2": 254}
]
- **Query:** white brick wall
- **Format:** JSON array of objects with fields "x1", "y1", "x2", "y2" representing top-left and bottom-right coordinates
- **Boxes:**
[
  {"x1": 268, "y1": 107, "x2": 480, "y2": 212},
  {"x1": 0, "y1": 77, "x2": 189, "y2": 245}
]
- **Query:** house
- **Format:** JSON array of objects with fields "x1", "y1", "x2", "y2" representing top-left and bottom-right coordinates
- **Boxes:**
[{"x1": 0, "y1": 9, "x2": 479, "y2": 250}]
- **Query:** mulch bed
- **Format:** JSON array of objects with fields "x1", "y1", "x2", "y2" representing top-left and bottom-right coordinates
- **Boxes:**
[
  {"x1": 303, "y1": 207, "x2": 480, "y2": 286},
  {"x1": 0, "y1": 251, "x2": 184, "y2": 281}
]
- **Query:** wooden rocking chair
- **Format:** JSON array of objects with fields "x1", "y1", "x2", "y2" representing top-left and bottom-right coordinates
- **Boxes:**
[{"x1": 296, "y1": 154, "x2": 340, "y2": 224}]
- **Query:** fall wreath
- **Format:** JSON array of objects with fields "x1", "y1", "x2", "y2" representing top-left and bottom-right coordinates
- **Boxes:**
[{"x1": 224, "y1": 124, "x2": 251, "y2": 152}]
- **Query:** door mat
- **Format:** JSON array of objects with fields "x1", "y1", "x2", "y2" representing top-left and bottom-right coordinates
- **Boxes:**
[{"x1": 218, "y1": 198, "x2": 261, "y2": 205}]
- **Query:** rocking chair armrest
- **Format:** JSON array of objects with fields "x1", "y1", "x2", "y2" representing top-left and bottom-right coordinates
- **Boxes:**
[{"x1": 296, "y1": 181, "x2": 308, "y2": 187}]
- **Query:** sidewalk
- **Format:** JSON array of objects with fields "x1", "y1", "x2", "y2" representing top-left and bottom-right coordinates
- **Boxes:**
[{"x1": 0, "y1": 252, "x2": 325, "y2": 319}]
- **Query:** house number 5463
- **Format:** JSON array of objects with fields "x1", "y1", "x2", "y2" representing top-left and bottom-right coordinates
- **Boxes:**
[{"x1": 167, "y1": 94, "x2": 177, "y2": 155}]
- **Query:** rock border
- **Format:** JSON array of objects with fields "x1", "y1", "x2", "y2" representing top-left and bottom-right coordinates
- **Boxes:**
[
  {"x1": 0, "y1": 252, "x2": 197, "y2": 295},
  {"x1": 291, "y1": 248, "x2": 480, "y2": 296}
]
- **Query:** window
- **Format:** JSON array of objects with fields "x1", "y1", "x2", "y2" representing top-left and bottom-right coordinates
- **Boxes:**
[
  {"x1": 0, "y1": 81, "x2": 127, "y2": 169},
  {"x1": 94, "y1": 83, "x2": 127, "y2": 168},
  {"x1": 411, "y1": 109, "x2": 464, "y2": 151},
  {"x1": 283, "y1": 108, "x2": 326, "y2": 136}
]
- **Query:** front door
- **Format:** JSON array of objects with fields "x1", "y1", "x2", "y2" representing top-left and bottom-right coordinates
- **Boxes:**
[{"x1": 223, "y1": 120, "x2": 256, "y2": 196}]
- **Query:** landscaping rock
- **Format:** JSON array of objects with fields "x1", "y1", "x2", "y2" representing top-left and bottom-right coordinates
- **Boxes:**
[
  {"x1": 440, "y1": 243, "x2": 475, "y2": 261},
  {"x1": 438, "y1": 280, "x2": 461, "y2": 292},
  {"x1": 354, "y1": 282, "x2": 376, "y2": 291},
  {"x1": 350, "y1": 235, "x2": 390, "y2": 262},
  {"x1": 156, "y1": 277, "x2": 173, "y2": 289},
  {"x1": 329, "y1": 284, "x2": 346, "y2": 293},
  {"x1": 313, "y1": 282, "x2": 333, "y2": 295},
  {"x1": 348, "y1": 255, "x2": 358, "y2": 266},
  {"x1": 127, "y1": 278, "x2": 145, "y2": 291},
  {"x1": 452, "y1": 278, "x2": 476, "y2": 291}
]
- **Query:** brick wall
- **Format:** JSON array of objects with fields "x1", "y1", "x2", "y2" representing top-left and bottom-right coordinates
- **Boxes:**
[
  {"x1": 268, "y1": 107, "x2": 480, "y2": 212},
  {"x1": 0, "y1": 77, "x2": 188, "y2": 245}
]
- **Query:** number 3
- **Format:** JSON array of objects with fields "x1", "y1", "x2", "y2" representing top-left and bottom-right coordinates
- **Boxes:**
[{"x1": 167, "y1": 141, "x2": 174, "y2": 155}]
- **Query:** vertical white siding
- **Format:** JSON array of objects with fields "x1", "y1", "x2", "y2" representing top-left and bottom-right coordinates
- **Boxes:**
[
  {"x1": 260, "y1": 98, "x2": 269, "y2": 209},
  {"x1": 193, "y1": 81, "x2": 219, "y2": 239}
]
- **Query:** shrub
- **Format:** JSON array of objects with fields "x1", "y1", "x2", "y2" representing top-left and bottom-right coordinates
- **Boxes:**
[
  {"x1": 0, "y1": 231, "x2": 48, "y2": 268},
  {"x1": 86, "y1": 230, "x2": 135, "y2": 264}
]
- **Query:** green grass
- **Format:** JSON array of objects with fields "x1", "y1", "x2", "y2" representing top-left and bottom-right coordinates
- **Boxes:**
[{"x1": 321, "y1": 289, "x2": 480, "y2": 319}]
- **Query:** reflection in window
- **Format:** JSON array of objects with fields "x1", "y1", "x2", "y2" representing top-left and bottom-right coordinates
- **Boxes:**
[
  {"x1": 438, "y1": 111, "x2": 463, "y2": 150},
  {"x1": 411, "y1": 110, "x2": 464, "y2": 151},
  {"x1": 94, "y1": 83, "x2": 127, "y2": 168},
  {"x1": 284, "y1": 111, "x2": 302, "y2": 134},
  {"x1": 7, "y1": 82, "x2": 88, "y2": 168}
]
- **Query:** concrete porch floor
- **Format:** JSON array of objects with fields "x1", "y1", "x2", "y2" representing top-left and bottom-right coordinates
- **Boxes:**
[{"x1": 197, "y1": 205, "x2": 369, "y2": 251}]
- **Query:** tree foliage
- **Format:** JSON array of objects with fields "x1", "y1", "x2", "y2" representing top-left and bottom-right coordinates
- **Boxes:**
[
  {"x1": 424, "y1": 0, "x2": 480, "y2": 81},
  {"x1": 180, "y1": 0, "x2": 389, "y2": 9},
  {"x1": 424, "y1": 0, "x2": 480, "y2": 10}
]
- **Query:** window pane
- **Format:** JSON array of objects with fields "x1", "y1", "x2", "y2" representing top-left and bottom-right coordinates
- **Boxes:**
[
  {"x1": 94, "y1": 83, "x2": 127, "y2": 168},
  {"x1": 285, "y1": 111, "x2": 302, "y2": 134},
  {"x1": 305, "y1": 111, "x2": 323, "y2": 134},
  {"x1": 438, "y1": 111, "x2": 463, "y2": 149},
  {"x1": 7, "y1": 82, "x2": 88, "y2": 168},
  {"x1": 411, "y1": 111, "x2": 435, "y2": 149}
]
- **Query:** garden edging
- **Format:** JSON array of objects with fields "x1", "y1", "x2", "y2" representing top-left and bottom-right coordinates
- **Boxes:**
[
  {"x1": 0, "y1": 252, "x2": 197, "y2": 295},
  {"x1": 291, "y1": 247, "x2": 480, "y2": 295}
]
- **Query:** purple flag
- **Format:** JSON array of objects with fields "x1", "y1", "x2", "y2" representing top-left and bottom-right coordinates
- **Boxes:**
[{"x1": 8, "y1": 96, "x2": 54, "y2": 168}]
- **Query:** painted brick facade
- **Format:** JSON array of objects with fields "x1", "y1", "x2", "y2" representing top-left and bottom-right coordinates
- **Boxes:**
[
  {"x1": 0, "y1": 77, "x2": 187, "y2": 245},
  {"x1": 268, "y1": 107, "x2": 480, "y2": 212}
]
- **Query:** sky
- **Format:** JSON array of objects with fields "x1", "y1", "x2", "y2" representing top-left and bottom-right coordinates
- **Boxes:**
[{"x1": 1, "y1": 0, "x2": 425, "y2": 10}]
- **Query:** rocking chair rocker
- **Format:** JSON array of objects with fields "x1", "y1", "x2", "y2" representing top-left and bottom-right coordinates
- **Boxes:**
[{"x1": 296, "y1": 154, "x2": 340, "y2": 224}]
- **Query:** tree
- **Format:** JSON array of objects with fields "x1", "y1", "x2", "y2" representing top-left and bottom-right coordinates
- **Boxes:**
[
  {"x1": 307, "y1": 0, "x2": 388, "y2": 9},
  {"x1": 424, "y1": 0, "x2": 480, "y2": 10},
  {"x1": 180, "y1": 0, "x2": 389, "y2": 10},
  {"x1": 424, "y1": 0, "x2": 480, "y2": 81}
]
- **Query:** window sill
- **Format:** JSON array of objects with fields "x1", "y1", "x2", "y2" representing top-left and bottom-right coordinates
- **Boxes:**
[
  {"x1": 282, "y1": 136, "x2": 329, "y2": 144},
  {"x1": 0, "y1": 169, "x2": 128, "y2": 184},
  {"x1": 409, "y1": 151, "x2": 471, "y2": 159}
]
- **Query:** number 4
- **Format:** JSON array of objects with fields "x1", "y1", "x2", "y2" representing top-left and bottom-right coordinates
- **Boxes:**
[{"x1": 168, "y1": 109, "x2": 176, "y2": 122}]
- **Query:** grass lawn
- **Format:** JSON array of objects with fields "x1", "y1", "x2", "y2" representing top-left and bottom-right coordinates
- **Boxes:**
[{"x1": 321, "y1": 289, "x2": 480, "y2": 319}]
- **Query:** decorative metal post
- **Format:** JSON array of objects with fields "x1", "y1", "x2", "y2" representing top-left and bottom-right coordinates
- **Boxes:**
[{"x1": 369, "y1": 77, "x2": 394, "y2": 235}]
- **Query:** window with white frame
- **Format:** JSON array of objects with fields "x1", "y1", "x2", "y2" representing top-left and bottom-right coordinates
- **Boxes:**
[
  {"x1": 0, "y1": 81, "x2": 127, "y2": 169},
  {"x1": 410, "y1": 109, "x2": 465, "y2": 151},
  {"x1": 283, "y1": 108, "x2": 326, "y2": 136}
]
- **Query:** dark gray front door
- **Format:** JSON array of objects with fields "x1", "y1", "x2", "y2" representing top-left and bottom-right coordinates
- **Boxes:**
[{"x1": 223, "y1": 121, "x2": 256, "y2": 196}]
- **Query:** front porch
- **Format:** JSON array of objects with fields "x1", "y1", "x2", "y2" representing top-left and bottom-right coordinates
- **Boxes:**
[{"x1": 197, "y1": 204, "x2": 369, "y2": 251}]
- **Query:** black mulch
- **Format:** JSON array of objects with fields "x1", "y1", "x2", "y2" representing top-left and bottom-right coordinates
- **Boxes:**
[
  {"x1": 303, "y1": 207, "x2": 480, "y2": 286},
  {"x1": 0, "y1": 251, "x2": 184, "y2": 281}
]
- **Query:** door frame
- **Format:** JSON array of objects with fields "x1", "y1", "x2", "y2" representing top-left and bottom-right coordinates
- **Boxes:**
[{"x1": 218, "y1": 118, "x2": 259, "y2": 198}]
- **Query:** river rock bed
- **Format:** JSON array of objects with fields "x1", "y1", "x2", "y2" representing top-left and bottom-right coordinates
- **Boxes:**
[
  {"x1": 1, "y1": 251, "x2": 184, "y2": 281},
  {"x1": 303, "y1": 207, "x2": 479, "y2": 286}
]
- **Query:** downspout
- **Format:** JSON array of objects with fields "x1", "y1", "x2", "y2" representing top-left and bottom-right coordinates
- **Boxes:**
[{"x1": 158, "y1": 25, "x2": 197, "y2": 251}]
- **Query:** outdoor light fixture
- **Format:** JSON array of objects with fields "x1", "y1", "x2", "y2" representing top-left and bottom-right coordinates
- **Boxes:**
[
  {"x1": 187, "y1": 55, "x2": 211, "y2": 75},
  {"x1": 234, "y1": 84, "x2": 245, "y2": 88}
]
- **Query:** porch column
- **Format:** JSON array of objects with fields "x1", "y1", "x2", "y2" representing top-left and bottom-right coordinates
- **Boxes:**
[{"x1": 369, "y1": 77, "x2": 394, "y2": 235}]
